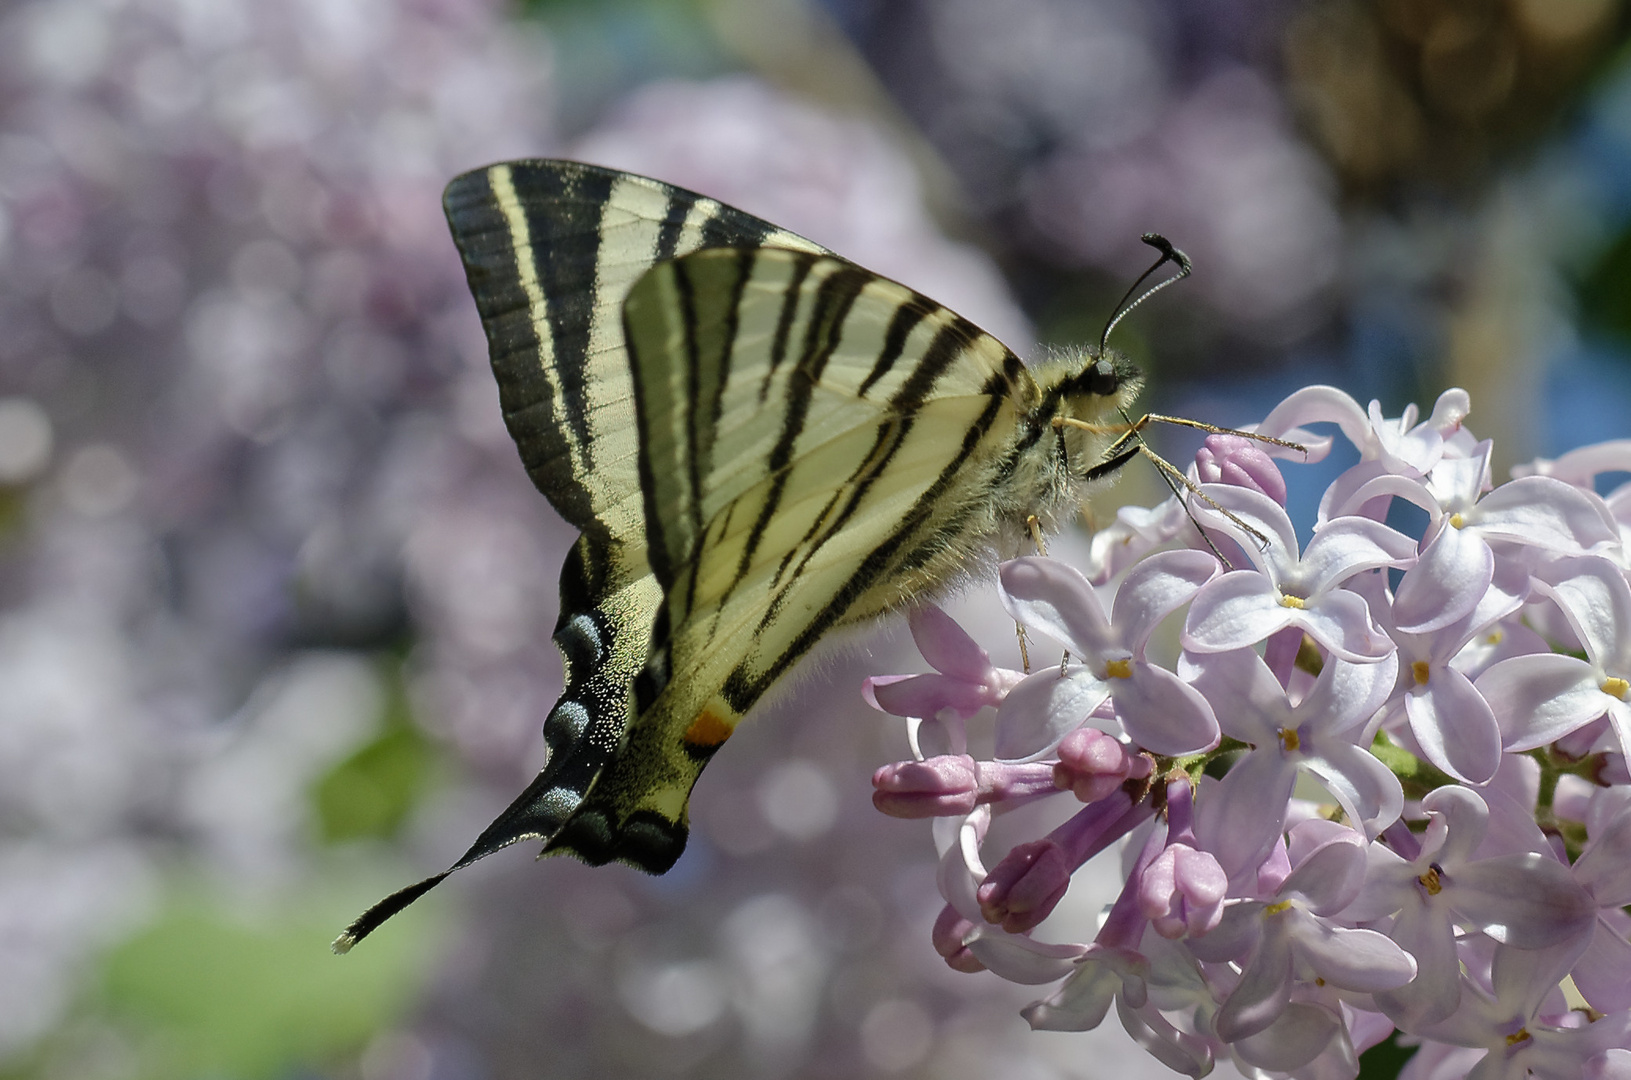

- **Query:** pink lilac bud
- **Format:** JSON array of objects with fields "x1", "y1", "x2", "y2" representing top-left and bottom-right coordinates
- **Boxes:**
[
  {"x1": 978, "y1": 838, "x2": 1073, "y2": 933},
  {"x1": 1195, "y1": 433, "x2": 1287, "y2": 506},
  {"x1": 1053, "y1": 727, "x2": 1151, "y2": 804},
  {"x1": 977, "y1": 790, "x2": 1155, "y2": 933},
  {"x1": 872, "y1": 755, "x2": 979, "y2": 818},
  {"x1": 1138, "y1": 843, "x2": 1227, "y2": 939},
  {"x1": 1138, "y1": 780, "x2": 1226, "y2": 938},
  {"x1": 932, "y1": 904, "x2": 986, "y2": 974},
  {"x1": 872, "y1": 755, "x2": 1059, "y2": 818}
]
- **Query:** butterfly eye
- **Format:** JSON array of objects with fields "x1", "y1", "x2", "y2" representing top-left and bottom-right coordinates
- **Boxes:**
[{"x1": 1086, "y1": 357, "x2": 1120, "y2": 397}]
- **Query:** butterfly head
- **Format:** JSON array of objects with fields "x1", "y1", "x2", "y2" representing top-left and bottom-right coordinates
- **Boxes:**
[
  {"x1": 1051, "y1": 348, "x2": 1144, "y2": 428},
  {"x1": 1065, "y1": 349, "x2": 1140, "y2": 402}
]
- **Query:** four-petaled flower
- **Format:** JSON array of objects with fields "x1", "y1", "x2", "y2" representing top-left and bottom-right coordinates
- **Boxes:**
[
  {"x1": 995, "y1": 551, "x2": 1221, "y2": 760},
  {"x1": 1182, "y1": 482, "x2": 1416, "y2": 661}
]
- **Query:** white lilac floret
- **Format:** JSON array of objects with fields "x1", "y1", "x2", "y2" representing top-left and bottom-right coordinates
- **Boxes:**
[
  {"x1": 1481, "y1": 555, "x2": 1631, "y2": 760},
  {"x1": 1193, "y1": 819, "x2": 1417, "y2": 1046},
  {"x1": 1182, "y1": 646, "x2": 1402, "y2": 880},
  {"x1": 864, "y1": 385, "x2": 1631, "y2": 1077},
  {"x1": 1567, "y1": 788, "x2": 1631, "y2": 1013},
  {"x1": 1346, "y1": 786, "x2": 1596, "y2": 1031},
  {"x1": 1180, "y1": 482, "x2": 1416, "y2": 662},
  {"x1": 995, "y1": 551, "x2": 1222, "y2": 760}
]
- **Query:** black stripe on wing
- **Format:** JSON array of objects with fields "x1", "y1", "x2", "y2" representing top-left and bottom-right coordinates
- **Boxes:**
[
  {"x1": 510, "y1": 164, "x2": 616, "y2": 476},
  {"x1": 763, "y1": 313, "x2": 1004, "y2": 597},
  {"x1": 620, "y1": 247, "x2": 1030, "y2": 719},
  {"x1": 443, "y1": 165, "x2": 602, "y2": 530},
  {"x1": 729, "y1": 259, "x2": 874, "y2": 593}
]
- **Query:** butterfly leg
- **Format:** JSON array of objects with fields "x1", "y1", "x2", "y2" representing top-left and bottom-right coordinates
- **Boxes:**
[
  {"x1": 1025, "y1": 513, "x2": 1049, "y2": 555},
  {"x1": 1128, "y1": 412, "x2": 1307, "y2": 457},
  {"x1": 1080, "y1": 440, "x2": 1142, "y2": 482},
  {"x1": 1083, "y1": 411, "x2": 1306, "y2": 473},
  {"x1": 1061, "y1": 417, "x2": 1273, "y2": 567}
]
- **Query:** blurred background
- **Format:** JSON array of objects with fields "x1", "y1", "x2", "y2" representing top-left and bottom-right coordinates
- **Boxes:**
[{"x1": 1, "y1": 0, "x2": 1629, "y2": 1078}]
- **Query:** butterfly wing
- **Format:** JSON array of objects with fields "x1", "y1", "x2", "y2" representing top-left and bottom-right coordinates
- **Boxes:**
[{"x1": 550, "y1": 247, "x2": 1042, "y2": 868}]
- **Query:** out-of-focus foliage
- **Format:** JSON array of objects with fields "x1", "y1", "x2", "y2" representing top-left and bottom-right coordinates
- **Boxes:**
[
  {"x1": 311, "y1": 657, "x2": 437, "y2": 844},
  {"x1": 1580, "y1": 221, "x2": 1631, "y2": 346},
  {"x1": 1285, "y1": 0, "x2": 1625, "y2": 194},
  {"x1": 97, "y1": 884, "x2": 442, "y2": 1080}
]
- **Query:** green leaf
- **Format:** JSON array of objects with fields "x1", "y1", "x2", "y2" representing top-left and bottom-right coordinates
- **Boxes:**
[
  {"x1": 311, "y1": 658, "x2": 436, "y2": 843},
  {"x1": 1357, "y1": 1030, "x2": 1417, "y2": 1079},
  {"x1": 100, "y1": 879, "x2": 444, "y2": 1080}
]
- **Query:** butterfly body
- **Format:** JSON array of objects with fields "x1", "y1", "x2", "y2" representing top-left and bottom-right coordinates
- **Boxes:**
[{"x1": 335, "y1": 160, "x2": 1140, "y2": 951}]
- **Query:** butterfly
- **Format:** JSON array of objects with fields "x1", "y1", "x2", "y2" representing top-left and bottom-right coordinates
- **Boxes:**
[{"x1": 333, "y1": 159, "x2": 1173, "y2": 952}]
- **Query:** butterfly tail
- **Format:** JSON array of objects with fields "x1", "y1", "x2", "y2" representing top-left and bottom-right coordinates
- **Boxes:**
[
  {"x1": 330, "y1": 689, "x2": 632, "y2": 953},
  {"x1": 331, "y1": 870, "x2": 451, "y2": 954},
  {"x1": 334, "y1": 537, "x2": 666, "y2": 951}
]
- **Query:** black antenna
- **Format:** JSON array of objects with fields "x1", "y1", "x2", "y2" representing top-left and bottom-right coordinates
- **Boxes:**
[{"x1": 1098, "y1": 233, "x2": 1192, "y2": 355}]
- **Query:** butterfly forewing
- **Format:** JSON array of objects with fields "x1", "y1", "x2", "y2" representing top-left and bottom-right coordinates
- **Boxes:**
[{"x1": 627, "y1": 246, "x2": 1033, "y2": 624}]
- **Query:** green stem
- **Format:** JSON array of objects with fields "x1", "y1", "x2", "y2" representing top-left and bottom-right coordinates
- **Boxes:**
[
  {"x1": 1525, "y1": 747, "x2": 1605, "y2": 861},
  {"x1": 1368, "y1": 732, "x2": 1456, "y2": 801}
]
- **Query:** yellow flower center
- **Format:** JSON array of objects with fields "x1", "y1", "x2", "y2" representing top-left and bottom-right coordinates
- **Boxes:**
[
  {"x1": 1279, "y1": 729, "x2": 1300, "y2": 752},
  {"x1": 1505, "y1": 1028, "x2": 1531, "y2": 1048},
  {"x1": 1279, "y1": 594, "x2": 1306, "y2": 609},
  {"x1": 1105, "y1": 658, "x2": 1132, "y2": 680},
  {"x1": 1418, "y1": 866, "x2": 1442, "y2": 896},
  {"x1": 1603, "y1": 677, "x2": 1630, "y2": 700},
  {"x1": 1448, "y1": 512, "x2": 1466, "y2": 529},
  {"x1": 1264, "y1": 899, "x2": 1294, "y2": 916},
  {"x1": 1412, "y1": 661, "x2": 1431, "y2": 686}
]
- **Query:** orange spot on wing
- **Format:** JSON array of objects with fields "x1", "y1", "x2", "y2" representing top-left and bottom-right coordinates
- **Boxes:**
[{"x1": 684, "y1": 709, "x2": 733, "y2": 748}]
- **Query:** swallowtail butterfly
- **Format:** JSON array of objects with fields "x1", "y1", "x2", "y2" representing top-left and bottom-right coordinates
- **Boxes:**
[{"x1": 334, "y1": 159, "x2": 1168, "y2": 951}]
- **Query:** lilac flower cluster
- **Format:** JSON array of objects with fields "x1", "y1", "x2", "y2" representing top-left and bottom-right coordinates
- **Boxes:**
[{"x1": 867, "y1": 385, "x2": 1631, "y2": 1078}]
